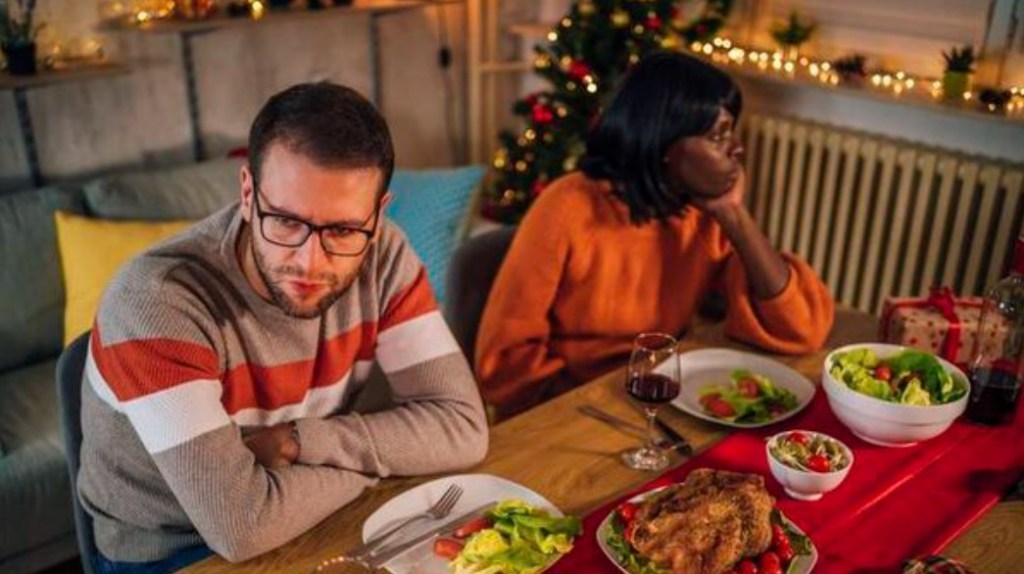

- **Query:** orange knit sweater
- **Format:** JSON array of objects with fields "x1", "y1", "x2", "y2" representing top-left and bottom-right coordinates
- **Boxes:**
[{"x1": 475, "y1": 172, "x2": 834, "y2": 415}]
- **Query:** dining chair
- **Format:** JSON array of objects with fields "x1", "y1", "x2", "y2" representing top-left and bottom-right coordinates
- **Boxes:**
[
  {"x1": 444, "y1": 226, "x2": 516, "y2": 362},
  {"x1": 55, "y1": 330, "x2": 97, "y2": 574}
]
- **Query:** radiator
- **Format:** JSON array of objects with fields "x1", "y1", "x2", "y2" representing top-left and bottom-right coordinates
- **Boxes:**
[{"x1": 741, "y1": 114, "x2": 1024, "y2": 315}]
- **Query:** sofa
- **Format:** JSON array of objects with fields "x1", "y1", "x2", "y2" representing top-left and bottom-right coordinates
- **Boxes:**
[{"x1": 0, "y1": 158, "x2": 485, "y2": 574}]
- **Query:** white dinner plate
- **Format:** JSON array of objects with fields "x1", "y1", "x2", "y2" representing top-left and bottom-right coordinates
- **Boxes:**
[
  {"x1": 667, "y1": 348, "x2": 816, "y2": 428},
  {"x1": 596, "y1": 485, "x2": 818, "y2": 574},
  {"x1": 362, "y1": 473, "x2": 563, "y2": 574}
]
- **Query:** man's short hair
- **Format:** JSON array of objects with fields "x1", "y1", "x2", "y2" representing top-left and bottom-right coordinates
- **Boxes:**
[{"x1": 248, "y1": 82, "x2": 395, "y2": 194}]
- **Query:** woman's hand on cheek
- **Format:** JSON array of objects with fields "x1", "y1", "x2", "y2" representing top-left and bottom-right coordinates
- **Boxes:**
[{"x1": 691, "y1": 169, "x2": 747, "y2": 226}]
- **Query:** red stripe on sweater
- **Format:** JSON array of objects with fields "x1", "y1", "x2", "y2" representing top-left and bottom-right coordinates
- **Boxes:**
[
  {"x1": 92, "y1": 322, "x2": 377, "y2": 411},
  {"x1": 91, "y1": 328, "x2": 221, "y2": 402},
  {"x1": 220, "y1": 321, "x2": 377, "y2": 414},
  {"x1": 380, "y1": 267, "x2": 437, "y2": 332}
]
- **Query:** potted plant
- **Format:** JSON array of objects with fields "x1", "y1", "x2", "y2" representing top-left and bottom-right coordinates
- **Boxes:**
[
  {"x1": 941, "y1": 45, "x2": 975, "y2": 101},
  {"x1": 977, "y1": 87, "x2": 1012, "y2": 114},
  {"x1": 1, "y1": 0, "x2": 43, "y2": 76},
  {"x1": 833, "y1": 54, "x2": 867, "y2": 86},
  {"x1": 770, "y1": 10, "x2": 815, "y2": 60}
]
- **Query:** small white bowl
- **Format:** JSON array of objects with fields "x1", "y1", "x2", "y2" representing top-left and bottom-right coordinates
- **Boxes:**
[
  {"x1": 822, "y1": 343, "x2": 970, "y2": 447},
  {"x1": 766, "y1": 430, "x2": 853, "y2": 501}
]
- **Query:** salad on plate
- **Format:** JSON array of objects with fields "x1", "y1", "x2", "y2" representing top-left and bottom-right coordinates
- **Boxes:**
[
  {"x1": 698, "y1": 370, "x2": 800, "y2": 424},
  {"x1": 433, "y1": 500, "x2": 581, "y2": 574}
]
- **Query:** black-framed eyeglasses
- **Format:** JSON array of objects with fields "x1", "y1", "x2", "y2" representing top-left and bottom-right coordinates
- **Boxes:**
[{"x1": 250, "y1": 186, "x2": 381, "y2": 257}]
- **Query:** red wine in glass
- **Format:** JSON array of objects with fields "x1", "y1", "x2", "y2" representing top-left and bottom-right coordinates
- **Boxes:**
[
  {"x1": 967, "y1": 367, "x2": 1021, "y2": 425},
  {"x1": 627, "y1": 372, "x2": 681, "y2": 405},
  {"x1": 623, "y1": 332, "x2": 679, "y2": 472}
]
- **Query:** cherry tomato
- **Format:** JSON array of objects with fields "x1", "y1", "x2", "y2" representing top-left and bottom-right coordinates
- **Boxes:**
[
  {"x1": 453, "y1": 517, "x2": 492, "y2": 539},
  {"x1": 786, "y1": 432, "x2": 809, "y2": 446},
  {"x1": 617, "y1": 502, "x2": 637, "y2": 524},
  {"x1": 737, "y1": 559, "x2": 759, "y2": 574},
  {"x1": 760, "y1": 551, "x2": 783, "y2": 574},
  {"x1": 875, "y1": 364, "x2": 892, "y2": 381},
  {"x1": 806, "y1": 454, "x2": 831, "y2": 473},
  {"x1": 771, "y1": 524, "x2": 788, "y2": 547},
  {"x1": 706, "y1": 398, "x2": 736, "y2": 418},
  {"x1": 624, "y1": 521, "x2": 638, "y2": 545},
  {"x1": 433, "y1": 538, "x2": 463, "y2": 560},
  {"x1": 699, "y1": 392, "x2": 722, "y2": 407},
  {"x1": 776, "y1": 544, "x2": 795, "y2": 563},
  {"x1": 738, "y1": 378, "x2": 761, "y2": 398}
]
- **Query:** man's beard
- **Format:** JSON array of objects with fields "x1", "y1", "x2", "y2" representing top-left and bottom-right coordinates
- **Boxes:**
[{"x1": 251, "y1": 240, "x2": 364, "y2": 319}]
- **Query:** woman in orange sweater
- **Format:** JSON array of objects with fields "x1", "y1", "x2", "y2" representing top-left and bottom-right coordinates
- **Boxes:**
[{"x1": 476, "y1": 52, "x2": 834, "y2": 418}]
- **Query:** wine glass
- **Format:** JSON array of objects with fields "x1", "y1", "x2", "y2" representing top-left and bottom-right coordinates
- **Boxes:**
[{"x1": 622, "y1": 332, "x2": 680, "y2": 471}]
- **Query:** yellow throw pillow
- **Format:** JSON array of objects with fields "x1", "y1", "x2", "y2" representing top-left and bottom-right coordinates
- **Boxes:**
[{"x1": 54, "y1": 211, "x2": 194, "y2": 346}]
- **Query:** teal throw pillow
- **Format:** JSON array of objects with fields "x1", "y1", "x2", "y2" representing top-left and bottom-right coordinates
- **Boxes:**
[{"x1": 386, "y1": 166, "x2": 484, "y2": 304}]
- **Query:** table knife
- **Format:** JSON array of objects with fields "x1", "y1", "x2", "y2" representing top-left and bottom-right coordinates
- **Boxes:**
[
  {"x1": 653, "y1": 416, "x2": 693, "y2": 456},
  {"x1": 315, "y1": 502, "x2": 496, "y2": 572}
]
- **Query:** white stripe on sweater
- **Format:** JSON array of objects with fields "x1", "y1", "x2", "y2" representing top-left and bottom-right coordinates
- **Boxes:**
[
  {"x1": 375, "y1": 310, "x2": 461, "y2": 374},
  {"x1": 124, "y1": 381, "x2": 230, "y2": 454},
  {"x1": 88, "y1": 352, "x2": 231, "y2": 453},
  {"x1": 85, "y1": 344, "x2": 121, "y2": 412},
  {"x1": 88, "y1": 349, "x2": 372, "y2": 450}
]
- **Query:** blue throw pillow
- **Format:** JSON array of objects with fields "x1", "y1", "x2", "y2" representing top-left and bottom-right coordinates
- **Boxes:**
[{"x1": 386, "y1": 166, "x2": 484, "y2": 304}]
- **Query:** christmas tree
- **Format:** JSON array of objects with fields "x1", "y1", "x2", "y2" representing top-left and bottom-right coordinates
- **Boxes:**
[{"x1": 481, "y1": 0, "x2": 732, "y2": 223}]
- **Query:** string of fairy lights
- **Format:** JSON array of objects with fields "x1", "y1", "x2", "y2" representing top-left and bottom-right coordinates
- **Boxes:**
[
  {"x1": 690, "y1": 36, "x2": 1024, "y2": 117},
  {"x1": 113, "y1": 2, "x2": 1024, "y2": 118}
]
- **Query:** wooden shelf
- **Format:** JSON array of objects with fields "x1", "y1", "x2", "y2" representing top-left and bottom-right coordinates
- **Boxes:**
[
  {"x1": 0, "y1": 62, "x2": 130, "y2": 90},
  {"x1": 723, "y1": 61, "x2": 1024, "y2": 127},
  {"x1": 506, "y1": 22, "x2": 554, "y2": 39},
  {"x1": 100, "y1": 0, "x2": 455, "y2": 35},
  {"x1": 480, "y1": 60, "x2": 531, "y2": 73}
]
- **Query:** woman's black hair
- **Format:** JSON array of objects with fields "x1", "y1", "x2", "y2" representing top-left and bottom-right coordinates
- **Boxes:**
[{"x1": 579, "y1": 51, "x2": 741, "y2": 224}]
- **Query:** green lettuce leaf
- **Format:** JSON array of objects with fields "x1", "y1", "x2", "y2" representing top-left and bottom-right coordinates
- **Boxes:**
[
  {"x1": 898, "y1": 378, "x2": 932, "y2": 405},
  {"x1": 452, "y1": 500, "x2": 581, "y2": 574},
  {"x1": 602, "y1": 519, "x2": 665, "y2": 574}
]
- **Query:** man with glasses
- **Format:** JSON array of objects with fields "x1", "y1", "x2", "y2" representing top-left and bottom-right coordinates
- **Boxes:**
[{"x1": 78, "y1": 82, "x2": 488, "y2": 572}]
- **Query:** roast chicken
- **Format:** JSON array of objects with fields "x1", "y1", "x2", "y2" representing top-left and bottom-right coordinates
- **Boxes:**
[{"x1": 630, "y1": 469, "x2": 776, "y2": 574}]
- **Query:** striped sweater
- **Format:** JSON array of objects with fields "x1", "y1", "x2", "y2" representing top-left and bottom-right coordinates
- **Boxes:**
[{"x1": 79, "y1": 204, "x2": 488, "y2": 563}]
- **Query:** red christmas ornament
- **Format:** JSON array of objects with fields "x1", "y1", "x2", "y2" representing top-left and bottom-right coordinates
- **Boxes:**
[
  {"x1": 524, "y1": 93, "x2": 539, "y2": 107},
  {"x1": 531, "y1": 180, "x2": 547, "y2": 196},
  {"x1": 568, "y1": 60, "x2": 591, "y2": 81},
  {"x1": 532, "y1": 103, "x2": 554, "y2": 125},
  {"x1": 645, "y1": 14, "x2": 663, "y2": 30}
]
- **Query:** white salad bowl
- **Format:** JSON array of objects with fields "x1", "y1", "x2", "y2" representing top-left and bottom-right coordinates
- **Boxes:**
[
  {"x1": 766, "y1": 430, "x2": 853, "y2": 501},
  {"x1": 822, "y1": 343, "x2": 970, "y2": 447}
]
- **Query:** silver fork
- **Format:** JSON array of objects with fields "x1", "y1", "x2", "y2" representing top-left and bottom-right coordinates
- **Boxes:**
[{"x1": 349, "y1": 483, "x2": 464, "y2": 560}]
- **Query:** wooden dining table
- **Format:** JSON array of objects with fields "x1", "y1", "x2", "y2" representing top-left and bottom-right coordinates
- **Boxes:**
[{"x1": 185, "y1": 307, "x2": 1024, "y2": 574}]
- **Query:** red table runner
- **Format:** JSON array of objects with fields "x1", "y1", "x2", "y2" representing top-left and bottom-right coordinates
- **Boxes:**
[{"x1": 549, "y1": 392, "x2": 1024, "y2": 573}]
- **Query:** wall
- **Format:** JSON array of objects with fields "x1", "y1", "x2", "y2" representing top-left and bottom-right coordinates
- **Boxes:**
[
  {"x1": 731, "y1": 0, "x2": 1024, "y2": 162},
  {"x1": 0, "y1": 0, "x2": 467, "y2": 194},
  {"x1": 735, "y1": 72, "x2": 1024, "y2": 164},
  {"x1": 746, "y1": 0, "x2": 1013, "y2": 81},
  {"x1": 484, "y1": 0, "x2": 1023, "y2": 157}
]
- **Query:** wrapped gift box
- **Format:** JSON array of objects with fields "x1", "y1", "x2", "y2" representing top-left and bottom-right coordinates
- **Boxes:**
[{"x1": 879, "y1": 287, "x2": 998, "y2": 367}]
